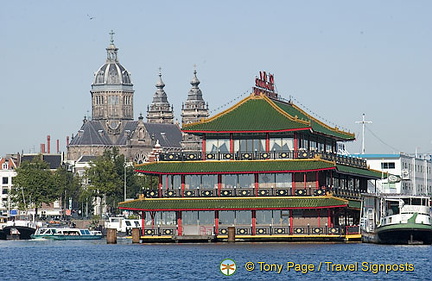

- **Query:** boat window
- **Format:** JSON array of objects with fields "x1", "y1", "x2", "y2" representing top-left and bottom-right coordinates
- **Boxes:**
[
  {"x1": 134, "y1": 221, "x2": 140, "y2": 227},
  {"x1": 125, "y1": 221, "x2": 132, "y2": 226},
  {"x1": 411, "y1": 198, "x2": 421, "y2": 205}
]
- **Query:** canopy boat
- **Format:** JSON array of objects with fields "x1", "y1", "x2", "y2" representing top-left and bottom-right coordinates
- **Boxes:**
[
  {"x1": 361, "y1": 194, "x2": 432, "y2": 244},
  {"x1": 31, "y1": 228, "x2": 103, "y2": 240}
]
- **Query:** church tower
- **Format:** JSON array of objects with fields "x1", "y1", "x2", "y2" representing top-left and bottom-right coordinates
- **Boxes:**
[
  {"x1": 181, "y1": 69, "x2": 209, "y2": 152},
  {"x1": 181, "y1": 69, "x2": 209, "y2": 125},
  {"x1": 146, "y1": 70, "x2": 174, "y2": 124},
  {"x1": 91, "y1": 30, "x2": 134, "y2": 132}
]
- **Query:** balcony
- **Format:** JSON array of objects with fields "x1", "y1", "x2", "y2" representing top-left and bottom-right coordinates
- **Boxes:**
[{"x1": 158, "y1": 150, "x2": 367, "y2": 169}]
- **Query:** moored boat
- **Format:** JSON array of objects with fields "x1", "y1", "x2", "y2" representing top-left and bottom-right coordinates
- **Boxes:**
[
  {"x1": 31, "y1": 227, "x2": 103, "y2": 240},
  {"x1": 3, "y1": 216, "x2": 41, "y2": 240},
  {"x1": 361, "y1": 194, "x2": 432, "y2": 244}
]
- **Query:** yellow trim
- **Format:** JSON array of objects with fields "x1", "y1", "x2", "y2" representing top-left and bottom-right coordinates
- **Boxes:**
[
  {"x1": 290, "y1": 103, "x2": 355, "y2": 138},
  {"x1": 261, "y1": 94, "x2": 310, "y2": 125},
  {"x1": 217, "y1": 234, "x2": 346, "y2": 239},
  {"x1": 134, "y1": 157, "x2": 335, "y2": 168},
  {"x1": 182, "y1": 94, "x2": 254, "y2": 128},
  {"x1": 345, "y1": 234, "x2": 361, "y2": 240},
  {"x1": 119, "y1": 194, "x2": 348, "y2": 204}
]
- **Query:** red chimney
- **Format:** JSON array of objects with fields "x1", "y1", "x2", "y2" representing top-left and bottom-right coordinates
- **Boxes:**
[
  {"x1": 40, "y1": 144, "x2": 46, "y2": 153},
  {"x1": 56, "y1": 139, "x2": 60, "y2": 154},
  {"x1": 47, "y1": 135, "x2": 51, "y2": 154}
]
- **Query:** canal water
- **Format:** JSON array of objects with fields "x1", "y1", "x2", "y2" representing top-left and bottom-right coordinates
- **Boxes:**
[{"x1": 0, "y1": 239, "x2": 429, "y2": 280}]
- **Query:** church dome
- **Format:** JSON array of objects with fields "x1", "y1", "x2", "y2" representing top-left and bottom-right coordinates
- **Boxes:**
[{"x1": 92, "y1": 33, "x2": 132, "y2": 86}]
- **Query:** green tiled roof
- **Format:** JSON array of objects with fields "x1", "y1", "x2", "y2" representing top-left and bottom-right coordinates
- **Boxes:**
[
  {"x1": 182, "y1": 94, "x2": 355, "y2": 140},
  {"x1": 183, "y1": 96, "x2": 309, "y2": 133},
  {"x1": 119, "y1": 196, "x2": 349, "y2": 211},
  {"x1": 336, "y1": 165, "x2": 383, "y2": 179},
  {"x1": 348, "y1": 199, "x2": 361, "y2": 209},
  {"x1": 135, "y1": 159, "x2": 336, "y2": 175},
  {"x1": 273, "y1": 100, "x2": 355, "y2": 140}
]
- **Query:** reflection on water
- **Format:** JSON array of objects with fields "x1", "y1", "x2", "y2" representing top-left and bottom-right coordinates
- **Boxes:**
[{"x1": 0, "y1": 240, "x2": 429, "y2": 280}]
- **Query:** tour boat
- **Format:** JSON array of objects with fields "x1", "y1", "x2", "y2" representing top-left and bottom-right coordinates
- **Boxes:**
[
  {"x1": 31, "y1": 227, "x2": 103, "y2": 240},
  {"x1": 361, "y1": 194, "x2": 432, "y2": 244}
]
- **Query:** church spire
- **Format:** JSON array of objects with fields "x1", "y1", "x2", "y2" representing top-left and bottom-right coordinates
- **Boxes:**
[
  {"x1": 106, "y1": 30, "x2": 118, "y2": 62},
  {"x1": 181, "y1": 68, "x2": 209, "y2": 125},
  {"x1": 146, "y1": 69, "x2": 174, "y2": 124}
]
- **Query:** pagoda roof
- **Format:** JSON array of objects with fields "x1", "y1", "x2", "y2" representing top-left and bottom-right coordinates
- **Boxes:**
[
  {"x1": 135, "y1": 159, "x2": 383, "y2": 179},
  {"x1": 119, "y1": 195, "x2": 348, "y2": 211},
  {"x1": 182, "y1": 94, "x2": 355, "y2": 141}
]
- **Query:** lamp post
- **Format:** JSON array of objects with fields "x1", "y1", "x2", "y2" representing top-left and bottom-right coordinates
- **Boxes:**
[{"x1": 124, "y1": 164, "x2": 127, "y2": 202}]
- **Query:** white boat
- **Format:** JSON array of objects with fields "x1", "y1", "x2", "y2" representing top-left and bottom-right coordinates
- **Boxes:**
[
  {"x1": 360, "y1": 194, "x2": 432, "y2": 244},
  {"x1": 3, "y1": 215, "x2": 42, "y2": 240},
  {"x1": 31, "y1": 227, "x2": 103, "y2": 240},
  {"x1": 105, "y1": 216, "x2": 141, "y2": 235}
]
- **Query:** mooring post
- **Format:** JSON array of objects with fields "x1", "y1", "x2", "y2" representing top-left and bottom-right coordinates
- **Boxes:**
[
  {"x1": 107, "y1": 228, "x2": 117, "y2": 244},
  {"x1": 132, "y1": 228, "x2": 140, "y2": 243},
  {"x1": 227, "y1": 226, "x2": 235, "y2": 242}
]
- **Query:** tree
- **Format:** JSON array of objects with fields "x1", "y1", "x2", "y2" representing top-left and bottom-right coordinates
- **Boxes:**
[
  {"x1": 11, "y1": 156, "x2": 58, "y2": 217},
  {"x1": 86, "y1": 148, "x2": 123, "y2": 216},
  {"x1": 54, "y1": 165, "x2": 81, "y2": 217}
]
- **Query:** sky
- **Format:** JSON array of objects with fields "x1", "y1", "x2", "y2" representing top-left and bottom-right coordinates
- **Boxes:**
[{"x1": 1, "y1": 1, "x2": 432, "y2": 157}]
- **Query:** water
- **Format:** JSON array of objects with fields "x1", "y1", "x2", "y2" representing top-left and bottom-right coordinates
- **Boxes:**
[{"x1": 0, "y1": 239, "x2": 430, "y2": 281}]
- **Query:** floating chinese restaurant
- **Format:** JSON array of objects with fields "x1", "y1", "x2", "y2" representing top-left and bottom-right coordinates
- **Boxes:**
[{"x1": 119, "y1": 72, "x2": 383, "y2": 242}]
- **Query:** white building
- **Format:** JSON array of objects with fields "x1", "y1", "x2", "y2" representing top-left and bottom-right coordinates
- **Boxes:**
[
  {"x1": 0, "y1": 156, "x2": 17, "y2": 216},
  {"x1": 357, "y1": 153, "x2": 432, "y2": 195}
]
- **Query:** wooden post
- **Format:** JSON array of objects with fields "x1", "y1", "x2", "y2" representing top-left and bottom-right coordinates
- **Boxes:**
[
  {"x1": 227, "y1": 226, "x2": 235, "y2": 242},
  {"x1": 132, "y1": 228, "x2": 140, "y2": 243},
  {"x1": 106, "y1": 228, "x2": 117, "y2": 244}
]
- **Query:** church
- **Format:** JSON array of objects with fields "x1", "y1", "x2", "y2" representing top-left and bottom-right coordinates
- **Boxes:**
[{"x1": 67, "y1": 32, "x2": 209, "y2": 163}]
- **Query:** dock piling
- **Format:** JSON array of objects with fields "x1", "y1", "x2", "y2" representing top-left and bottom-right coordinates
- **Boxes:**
[{"x1": 106, "y1": 228, "x2": 117, "y2": 244}]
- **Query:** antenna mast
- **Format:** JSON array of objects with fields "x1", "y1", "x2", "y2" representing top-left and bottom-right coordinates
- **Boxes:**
[{"x1": 355, "y1": 113, "x2": 372, "y2": 154}]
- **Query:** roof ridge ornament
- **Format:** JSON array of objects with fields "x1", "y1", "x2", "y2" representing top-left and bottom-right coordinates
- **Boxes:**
[{"x1": 253, "y1": 71, "x2": 278, "y2": 99}]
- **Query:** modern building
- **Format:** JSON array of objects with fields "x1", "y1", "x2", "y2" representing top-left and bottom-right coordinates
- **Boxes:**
[
  {"x1": 119, "y1": 72, "x2": 383, "y2": 242},
  {"x1": 357, "y1": 153, "x2": 432, "y2": 195},
  {"x1": 67, "y1": 32, "x2": 182, "y2": 163}
]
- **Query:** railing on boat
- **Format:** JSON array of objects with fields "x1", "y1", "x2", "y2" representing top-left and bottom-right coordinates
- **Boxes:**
[
  {"x1": 139, "y1": 225, "x2": 360, "y2": 237},
  {"x1": 158, "y1": 150, "x2": 367, "y2": 169}
]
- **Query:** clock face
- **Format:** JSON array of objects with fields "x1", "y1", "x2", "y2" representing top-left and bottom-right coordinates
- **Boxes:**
[{"x1": 109, "y1": 120, "x2": 120, "y2": 130}]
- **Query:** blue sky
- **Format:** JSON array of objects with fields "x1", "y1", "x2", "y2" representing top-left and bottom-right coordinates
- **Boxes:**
[{"x1": 2, "y1": 1, "x2": 432, "y2": 157}]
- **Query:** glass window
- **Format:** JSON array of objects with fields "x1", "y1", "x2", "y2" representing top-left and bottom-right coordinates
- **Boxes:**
[
  {"x1": 256, "y1": 210, "x2": 272, "y2": 224},
  {"x1": 201, "y1": 175, "x2": 217, "y2": 189},
  {"x1": 222, "y1": 175, "x2": 237, "y2": 189},
  {"x1": 259, "y1": 173, "x2": 276, "y2": 188},
  {"x1": 381, "y1": 162, "x2": 396, "y2": 169},
  {"x1": 276, "y1": 173, "x2": 292, "y2": 188},
  {"x1": 198, "y1": 211, "x2": 213, "y2": 225},
  {"x1": 235, "y1": 211, "x2": 251, "y2": 225},
  {"x1": 185, "y1": 175, "x2": 200, "y2": 190},
  {"x1": 238, "y1": 174, "x2": 254, "y2": 188},
  {"x1": 220, "y1": 211, "x2": 235, "y2": 225},
  {"x1": 2, "y1": 177, "x2": 8, "y2": 185},
  {"x1": 206, "y1": 139, "x2": 230, "y2": 153}
]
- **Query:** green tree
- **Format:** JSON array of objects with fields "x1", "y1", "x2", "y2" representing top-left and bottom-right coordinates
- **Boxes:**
[
  {"x1": 11, "y1": 156, "x2": 58, "y2": 217},
  {"x1": 86, "y1": 148, "x2": 123, "y2": 216},
  {"x1": 54, "y1": 165, "x2": 81, "y2": 217}
]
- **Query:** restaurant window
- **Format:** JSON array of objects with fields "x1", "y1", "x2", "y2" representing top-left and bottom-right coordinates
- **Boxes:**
[{"x1": 381, "y1": 162, "x2": 395, "y2": 169}]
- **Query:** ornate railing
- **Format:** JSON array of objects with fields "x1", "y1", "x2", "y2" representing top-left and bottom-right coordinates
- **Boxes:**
[{"x1": 158, "y1": 150, "x2": 367, "y2": 169}]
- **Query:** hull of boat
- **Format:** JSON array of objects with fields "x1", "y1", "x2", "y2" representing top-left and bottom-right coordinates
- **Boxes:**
[
  {"x1": 3, "y1": 226, "x2": 36, "y2": 240},
  {"x1": 31, "y1": 234, "x2": 103, "y2": 240},
  {"x1": 376, "y1": 223, "x2": 432, "y2": 244}
]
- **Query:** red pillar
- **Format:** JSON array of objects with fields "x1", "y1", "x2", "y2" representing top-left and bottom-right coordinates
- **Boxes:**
[
  {"x1": 254, "y1": 174, "x2": 259, "y2": 197},
  {"x1": 217, "y1": 174, "x2": 222, "y2": 196},
  {"x1": 158, "y1": 175, "x2": 163, "y2": 197},
  {"x1": 229, "y1": 133, "x2": 234, "y2": 153},
  {"x1": 177, "y1": 211, "x2": 183, "y2": 236},
  {"x1": 265, "y1": 133, "x2": 270, "y2": 152},
  {"x1": 292, "y1": 173, "x2": 296, "y2": 196},
  {"x1": 316, "y1": 171, "x2": 319, "y2": 189},
  {"x1": 317, "y1": 209, "x2": 321, "y2": 227},
  {"x1": 202, "y1": 135, "x2": 206, "y2": 160},
  {"x1": 293, "y1": 133, "x2": 298, "y2": 158},
  {"x1": 251, "y1": 210, "x2": 256, "y2": 235},
  {"x1": 181, "y1": 175, "x2": 185, "y2": 197},
  {"x1": 141, "y1": 211, "x2": 145, "y2": 236},
  {"x1": 328, "y1": 209, "x2": 332, "y2": 227},
  {"x1": 289, "y1": 210, "x2": 293, "y2": 234},
  {"x1": 214, "y1": 211, "x2": 219, "y2": 235}
]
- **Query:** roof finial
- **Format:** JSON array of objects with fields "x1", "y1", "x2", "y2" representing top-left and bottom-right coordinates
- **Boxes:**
[
  {"x1": 109, "y1": 30, "x2": 115, "y2": 45},
  {"x1": 158, "y1": 67, "x2": 162, "y2": 77}
]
